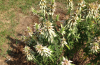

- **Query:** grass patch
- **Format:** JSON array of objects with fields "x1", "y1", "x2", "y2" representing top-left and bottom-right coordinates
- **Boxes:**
[
  {"x1": 0, "y1": 0, "x2": 40, "y2": 57},
  {"x1": 85, "y1": 0, "x2": 98, "y2": 3},
  {"x1": 0, "y1": 21, "x2": 16, "y2": 56}
]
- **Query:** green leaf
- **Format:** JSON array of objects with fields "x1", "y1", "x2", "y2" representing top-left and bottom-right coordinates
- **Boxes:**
[
  {"x1": 49, "y1": 56, "x2": 54, "y2": 63},
  {"x1": 65, "y1": 44, "x2": 70, "y2": 50},
  {"x1": 56, "y1": 15, "x2": 59, "y2": 21},
  {"x1": 52, "y1": 0, "x2": 55, "y2": 3},
  {"x1": 32, "y1": 8, "x2": 37, "y2": 15}
]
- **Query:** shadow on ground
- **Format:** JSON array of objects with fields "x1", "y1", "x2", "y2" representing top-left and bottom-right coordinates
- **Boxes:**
[{"x1": 6, "y1": 36, "x2": 35, "y2": 65}]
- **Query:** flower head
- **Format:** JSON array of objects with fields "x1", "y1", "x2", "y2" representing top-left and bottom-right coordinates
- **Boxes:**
[
  {"x1": 35, "y1": 43, "x2": 52, "y2": 57},
  {"x1": 61, "y1": 37, "x2": 67, "y2": 47},
  {"x1": 42, "y1": 21, "x2": 56, "y2": 43},
  {"x1": 27, "y1": 54, "x2": 35, "y2": 61},
  {"x1": 44, "y1": 21, "x2": 54, "y2": 30},
  {"x1": 23, "y1": 46, "x2": 35, "y2": 61},
  {"x1": 35, "y1": 43, "x2": 43, "y2": 54},
  {"x1": 42, "y1": 46, "x2": 52, "y2": 57},
  {"x1": 78, "y1": 0, "x2": 86, "y2": 7},
  {"x1": 61, "y1": 57, "x2": 73, "y2": 65},
  {"x1": 89, "y1": 42, "x2": 99, "y2": 53},
  {"x1": 24, "y1": 46, "x2": 30, "y2": 54}
]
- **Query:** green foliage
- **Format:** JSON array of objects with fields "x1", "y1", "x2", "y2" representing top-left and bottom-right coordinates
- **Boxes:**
[{"x1": 22, "y1": 0, "x2": 100, "y2": 65}]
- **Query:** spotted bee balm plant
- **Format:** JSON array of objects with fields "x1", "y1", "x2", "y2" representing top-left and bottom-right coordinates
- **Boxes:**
[{"x1": 22, "y1": 0, "x2": 100, "y2": 65}]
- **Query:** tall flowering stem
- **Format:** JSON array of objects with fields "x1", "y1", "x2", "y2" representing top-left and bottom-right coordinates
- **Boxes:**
[
  {"x1": 50, "y1": 0, "x2": 56, "y2": 16},
  {"x1": 47, "y1": 0, "x2": 56, "y2": 21},
  {"x1": 67, "y1": 0, "x2": 74, "y2": 15},
  {"x1": 39, "y1": 0, "x2": 46, "y2": 17}
]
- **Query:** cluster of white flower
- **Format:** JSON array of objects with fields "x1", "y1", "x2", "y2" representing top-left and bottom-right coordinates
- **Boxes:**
[
  {"x1": 24, "y1": 46, "x2": 35, "y2": 61},
  {"x1": 35, "y1": 43, "x2": 52, "y2": 57},
  {"x1": 61, "y1": 37, "x2": 67, "y2": 47},
  {"x1": 89, "y1": 42, "x2": 99, "y2": 53},
  {"x1": 39, "y1": 0, "x2": 46, "y2": 16},
  {"x1": 93, "y1": 36, "x2": 100, "y2": 43},
  {"x1": 76, "y1": 0, "x2": 86, "y2": 19},
  {"x1": 89, "y1": 36, "x2": 100, "y2": 53},
  {"x1": 33, "y1": 21, "x2": 56, "y2": 43},
  {"x1": 87, "y1": 2, "x2": 100, "y2": 19},
  {"x1": 78, "y1": 0, "x2": 86, "y2": 7},
  {"x1": 43, "y1": 21, "x2": 56, "y2": 43},
  {"x1": 61, "y1": 57, "x2": 73, "y2": 65}
]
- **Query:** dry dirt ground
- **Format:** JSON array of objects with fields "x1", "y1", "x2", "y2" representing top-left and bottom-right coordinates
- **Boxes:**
[{"x1": 0, "y1": 2, "x2": 93, "y2": 65}]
